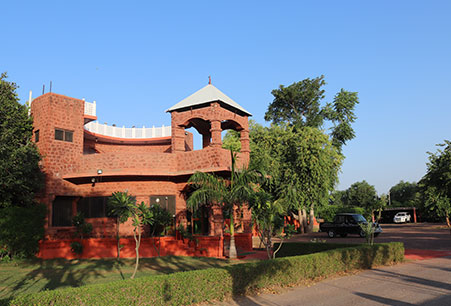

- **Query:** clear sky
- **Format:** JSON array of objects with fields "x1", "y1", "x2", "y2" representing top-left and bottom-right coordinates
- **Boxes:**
[{"x1": 2, "y1": 1, "x2": 450, "y2": 194}]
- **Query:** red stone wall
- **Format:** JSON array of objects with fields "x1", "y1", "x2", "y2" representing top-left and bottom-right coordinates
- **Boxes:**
[
  {"x1": 31, "y1": 92, "x2": 252, "y2": 259},
  {"x1": 84, "y1": 138, "x2": 172, "y2": 154}
]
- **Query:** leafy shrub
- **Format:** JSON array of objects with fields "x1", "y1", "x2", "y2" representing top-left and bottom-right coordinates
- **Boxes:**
[
  {"x1": 11, "y1": 242, "x2": 404, "y2": 306},
  {"x1": 273, "y1": 242, "x2": 357, "y2": 258},
  {"x1": 70, "y1": 241, "x2": 83, "y2": 255},
  {"x1": 0, "y1": 203, "x2": 46, "y2": 258}
]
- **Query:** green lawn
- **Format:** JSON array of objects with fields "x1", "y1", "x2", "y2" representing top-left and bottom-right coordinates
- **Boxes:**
[{"x1": 0, "y1": 256, "x2": 237, "y2": 305}]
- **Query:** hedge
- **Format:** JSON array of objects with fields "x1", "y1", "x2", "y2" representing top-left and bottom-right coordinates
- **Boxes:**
[
  {"x1": 274, "y1": 242, "x2": 358, "y2": 258},
  {"x1": 10, "y1": 242, "x2": 404, "y2": 306}
]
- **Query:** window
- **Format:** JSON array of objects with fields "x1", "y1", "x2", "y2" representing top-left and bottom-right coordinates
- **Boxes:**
[
  {"x1": 150, "y1": 195, "x2": 176, "y2": 216},
  {"x1": 52, "y1": 196, "x2": 73, "y2": 227},
  {"x1": 55, "y1": 128, "x2": 73, "y2": 142},
  {"x1": 77, "y1": 197, "x2": 108, "y2": 218},
  {"x1": 34, "y1": 130, "x2": 40, "y2": 142}
]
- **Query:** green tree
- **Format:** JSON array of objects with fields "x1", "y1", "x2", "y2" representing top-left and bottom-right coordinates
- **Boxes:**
[
  {"x1": 130, "y1": 202, "x2": 155, "y2": 279},
  {"x1": 0, "y1": 204, "x2": 46, "y2": 258},
  {"x1": 249, "y1": 188, "x2": 294, "y2": 259},
  {"x1": 264, "y1": 76, "x2": 326, "y2": 128},
  {"x1": 108, "y1": 191, "x2": 135, "y2": 259},
  {"x1": 187, "y1": 150, "x2": 259, "y2": 259},
  {"x1": 344, "y1": 181, "x2": 378, "y2": 219},
  {"x1": 419, "y1": 140, "x2": 451, "y2": 230},
  {"x1": 389, "y1": 181, "x2": 419, "y2": 207},
  {"x1": 0, "y1": 72, "x2": 43, "y2": 208},
  {"x1": 264, "y1": 76, "x2": 359, "y2": 151},
  {"x1": 249, "y1": 123, "x2": 342, "y2": 233},
  {"x1": 148, "y1": 204, "x2": 172, "y2": 256}
]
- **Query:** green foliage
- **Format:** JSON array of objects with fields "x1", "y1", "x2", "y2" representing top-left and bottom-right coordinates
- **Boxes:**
[
  {"x1": 187, "y1": 150, "x2": 261, "y2": 258},
  {"x1": 108, "y1": 191, "x2": 136, "y2": 259},
  {"x1": 0, "y1": 203, "x2": 46, "y2": 258},
  {"x1": 108, "y1": 191, "x2": 135, "y2": 223},
  {"x1": 344, "y1": 180, "x2": 378, "y2": 218},
  {"x1": 359, "y1": 222, "x2": 376, "y2": 245},
  {"x1": 222, "y1": 129, "x2": 241, "y2": 152},
  {"x1": 264, "y1": 76, "x2": 359, "y2": 151},
  {"x1": 265, "y1": 76, "x2": 326, "y2": 127},
  {"x1": 419, "y1": 140, "x2": 451, "y2": 226},
  {"x1": 72, "y1": 213, "x2": 93, "y2": 239},
  {"x1": 273, "y1": 242, "x2": 357, "y2": 258},
  {"x1": 249, "y1": 190, "x2": 289, "y2": 259},
  {"x1": 11, "y1": 243, "x2": 404, "y2": 306},
  {"x1": 0, "y1": 72, "x2": 43, "y2": 208},
  {"x1": 70, "y1": 241, "x2": 83, "y2": 255},
  {"x1": 389, "y1": 181, "x2": 419, "y2": 207},
  {"x1": 325, "y1": 89, "x2": 360, "y2": 151},
  {"x1": 148, "y1": 204, "x2": 173, "y2": 237}
]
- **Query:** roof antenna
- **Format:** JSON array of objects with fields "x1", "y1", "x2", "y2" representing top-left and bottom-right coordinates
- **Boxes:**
[
  {"x1": 49, "y1": 81, "x2": 52, "y2": 93},
  {"x1": 208, "y1": 75, "x2": 211, "y2": 85},
  {"x1": 42, "y1": 84, "x2": 45, "y2": 95}
]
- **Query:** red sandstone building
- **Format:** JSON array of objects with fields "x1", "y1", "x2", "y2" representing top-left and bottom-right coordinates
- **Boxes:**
[{"x1": 31, "y1": 84, "x2": 253, "y2": 259}]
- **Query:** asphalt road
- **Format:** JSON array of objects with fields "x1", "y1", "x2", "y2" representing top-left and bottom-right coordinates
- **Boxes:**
[{"x1": 223, "y1": 256, "x2": 451, "y2": 306}]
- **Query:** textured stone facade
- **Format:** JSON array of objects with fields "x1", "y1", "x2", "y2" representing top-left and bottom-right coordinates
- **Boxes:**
[{"x1": 31, "y1": 90, "x2": 252, "y2": 258}]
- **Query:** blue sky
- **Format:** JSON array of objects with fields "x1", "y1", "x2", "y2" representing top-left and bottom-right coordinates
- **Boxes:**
[{"x1": 2, "y1": 1, "x2": 450, "y2": 194}]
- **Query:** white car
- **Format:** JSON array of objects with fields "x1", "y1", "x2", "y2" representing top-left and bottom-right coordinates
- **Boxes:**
[{"x1": 394, "y1": 212, "x2": 411, "y2": 223}]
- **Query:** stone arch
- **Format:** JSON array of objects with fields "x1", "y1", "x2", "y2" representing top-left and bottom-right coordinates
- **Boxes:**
[{"x1": 180, "y1": 117, "x2": 212, "y2": 149}]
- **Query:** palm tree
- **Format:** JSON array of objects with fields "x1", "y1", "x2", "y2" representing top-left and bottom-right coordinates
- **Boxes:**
[
  {"x1": 108, "y1": 191, "x2": 136, "y2": 259},
  {"x1": 187, "y1": 150, "x2": 259, "y2": 259}
]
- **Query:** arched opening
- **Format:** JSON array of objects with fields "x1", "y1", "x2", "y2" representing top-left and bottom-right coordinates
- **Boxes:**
[
  {"x1": 221, "y1": 120, "x2": 243, "y2": 151},
  {"x1": 181, "y1": 118, "x2": 211, "y2": 151}
]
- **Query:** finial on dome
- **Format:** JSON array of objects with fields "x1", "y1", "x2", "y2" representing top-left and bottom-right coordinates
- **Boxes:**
[{"x1": 208, "y1": 75, "x2": 211, "y2": 85}]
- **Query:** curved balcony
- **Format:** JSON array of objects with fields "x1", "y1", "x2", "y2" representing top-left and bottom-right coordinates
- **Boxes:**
[{"x1": 84, "y1": 121, "x2": 172, "y2": 139}]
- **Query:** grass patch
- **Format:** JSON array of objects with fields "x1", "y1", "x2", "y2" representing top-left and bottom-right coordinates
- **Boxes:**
[{"x1": 0, "y1": 256, "x2": 235, "y2": 305}]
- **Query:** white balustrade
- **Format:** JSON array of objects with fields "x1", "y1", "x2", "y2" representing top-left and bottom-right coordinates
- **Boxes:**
[
  {"x1": 84, "y1": 101, "x2": 97, "y2": 117},
  {"x1": 84, "y1": 121, "x2": 171, "y2": 139}
]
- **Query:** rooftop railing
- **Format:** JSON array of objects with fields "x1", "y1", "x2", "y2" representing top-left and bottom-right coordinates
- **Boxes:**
[
  {"x1": 84, "y1": 121, "x2": 171, "y2": 138},
  {"x1": 84, "y1": 100, "x2": 96, "y2": 117}
]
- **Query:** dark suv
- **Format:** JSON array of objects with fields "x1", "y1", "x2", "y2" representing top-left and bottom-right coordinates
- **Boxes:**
[{"x1": 319, "y1": 213, "x2": 382, "y2": 238}]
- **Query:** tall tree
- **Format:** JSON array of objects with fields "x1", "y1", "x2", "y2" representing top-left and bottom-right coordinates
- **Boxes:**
[
  {"x1": 344, "y1": 180, "x2": 378, "y2": 219},
  {"x1": 264, "y1": 76, "x2": 359, "y2": 152},
  {"x1": 0, "y1": 72, "x2": 43, "y2": 208},
  {"x1": 264, "y1": 76, "x2": 326, "y2": 128},
  {"x1": 389, "y1": 181, "x2": 419, "y2": 207},
  {"x1": 419, "y1": 140, "x2": 451, "y2": 230},
  {"x1": 187, "y1": 150, "x2": 259, "y2": 259},
  {"x1": 249, "y1": 123, "x2": 342, "y2": 233},
  {"x1": 108, "y1": 191, "x2": 135, "y2": 259}
]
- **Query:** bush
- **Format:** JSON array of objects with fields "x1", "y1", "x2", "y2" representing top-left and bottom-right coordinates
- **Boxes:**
[
  {"x1": 11, "y1": 242, "x2": 404, "y2": 305},
  {"x1": 274, "y1": 242, "x2": 357, "y2": 258},
  {"x1": 0, "y1": 203, "x2": 46, "y2": 258}
]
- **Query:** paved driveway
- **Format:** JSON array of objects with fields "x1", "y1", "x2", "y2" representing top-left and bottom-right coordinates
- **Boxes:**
[
  {"x1": 223, "y1": 256, "x2": 451, "y2": 306},
  {"x1": 291, "y1": 223, "x2": 451, "y2": 251},
  {"x1": 219, "y1": 223, "x2": 451, "y2": 305}
]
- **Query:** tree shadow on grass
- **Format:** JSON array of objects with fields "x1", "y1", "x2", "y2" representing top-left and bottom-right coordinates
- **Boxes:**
[{"x1": 8, "y1": 258, "x2": 125, "y2": 300}]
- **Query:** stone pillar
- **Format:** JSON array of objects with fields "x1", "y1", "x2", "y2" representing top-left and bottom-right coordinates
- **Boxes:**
[
  {"x1": 240, "y1": 129, "x2": 250, "y2": 165},
  {"x1": 210, "y1": 120, "x2": 222, "y2": 148},
  {"x1": 171, "y1": 121, "x2": 186, "y2": 153},
  {"x1": 210, "y1": 205, "x2": 224, "y2": 236}
]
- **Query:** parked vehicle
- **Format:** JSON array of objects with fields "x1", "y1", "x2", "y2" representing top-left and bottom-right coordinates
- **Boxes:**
[
  {"x1": 319, "y1": 213, "x2": 383, "y2": 238},
  {"x1": 393, "y1": 212, "x2": 411, "y2": 223}
]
